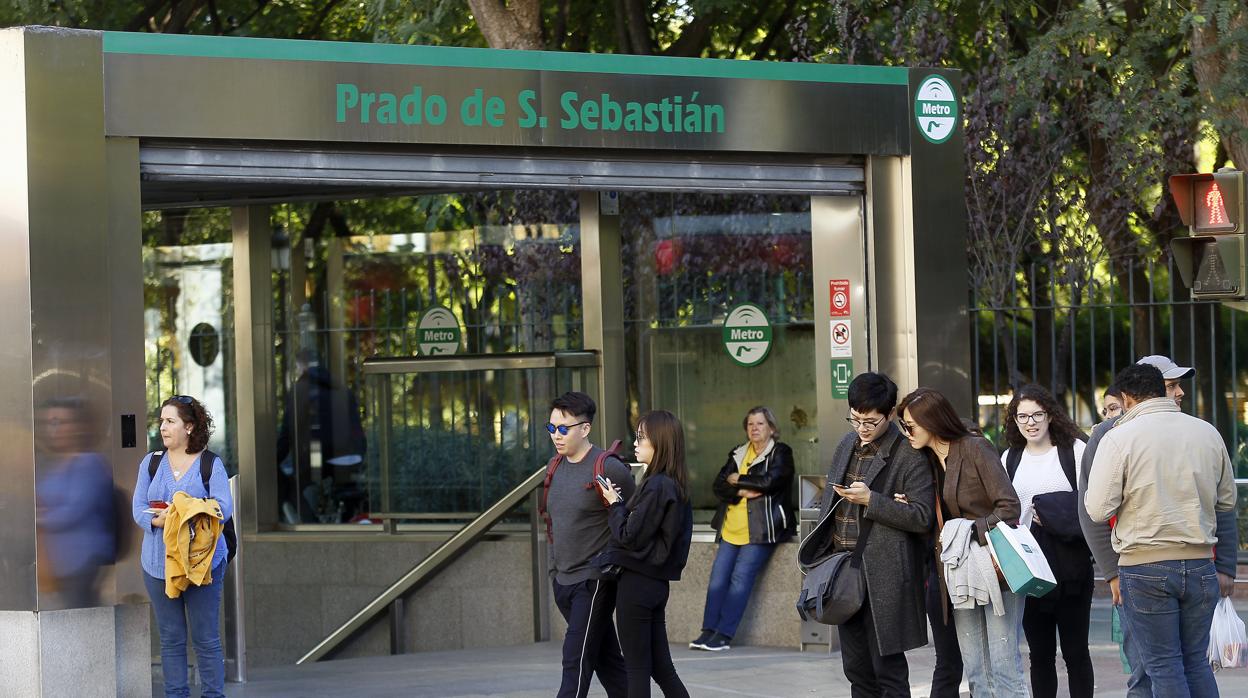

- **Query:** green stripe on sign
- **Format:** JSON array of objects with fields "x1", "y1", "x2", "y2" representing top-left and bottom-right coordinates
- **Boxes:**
[{"x1": 101, "y1": 32, "x2": 908, "y2": 86}]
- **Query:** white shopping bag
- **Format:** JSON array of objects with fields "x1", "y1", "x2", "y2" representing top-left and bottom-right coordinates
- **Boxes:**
[
  {"x1": 1208, "y1": 597, "x2": 1248, "y2": 670},
  {"x1": 985, "y1": 523, "x2": 1057, "y2": 597}
]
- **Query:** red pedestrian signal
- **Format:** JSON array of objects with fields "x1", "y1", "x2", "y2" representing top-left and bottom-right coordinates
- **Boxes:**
[{"x1": 1170, "y1": 169, "x2": 1247, "y2": 299}]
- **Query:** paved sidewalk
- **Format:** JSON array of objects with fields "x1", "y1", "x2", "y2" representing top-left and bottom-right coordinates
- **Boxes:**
[{"x1": 215, "y1": 601, "x2": 1248, "y2": 697}]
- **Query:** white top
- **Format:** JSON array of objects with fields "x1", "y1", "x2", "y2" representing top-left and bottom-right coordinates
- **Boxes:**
[{"x1": 1001, "y1": 441, "x2": 1086, "y2": 528}]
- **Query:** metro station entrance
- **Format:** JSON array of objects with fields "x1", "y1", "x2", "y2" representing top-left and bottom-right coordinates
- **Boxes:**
[{"x1": 0, "y1": 27, "x2": 968, "y2": 687}]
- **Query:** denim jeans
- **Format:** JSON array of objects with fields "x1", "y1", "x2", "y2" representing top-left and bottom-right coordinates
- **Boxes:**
[
  {"x1": 144, "y1": 563, "x2": 226, "y2": 698},
  {"x1": 952, "y1": 588, "x2": 1030, "y2": 698},
  {"x1": 1118, "y1": 559, "x2": 1219, "y2": 698},
  {"x1": 700, "y1": 541, "x2": 774, "y2": 639}
]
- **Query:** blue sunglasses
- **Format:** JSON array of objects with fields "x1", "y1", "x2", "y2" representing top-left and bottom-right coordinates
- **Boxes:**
[{"x1": 545, "y1": 421, "x2": 589, "y2": 435}]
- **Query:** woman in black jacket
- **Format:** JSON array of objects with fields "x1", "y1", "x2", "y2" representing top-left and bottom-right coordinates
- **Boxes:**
[
  {"x1": 692, "y1": 406, "x2": 795, "y2": 652},
  {"x1": 597, "y1": 410, "x2": 693, "y2": 698}
]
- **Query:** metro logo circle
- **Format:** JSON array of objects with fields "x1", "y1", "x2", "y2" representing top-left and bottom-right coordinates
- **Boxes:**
[
  {"x1": 915, "y1": 75, "x2": 958, "y2": 144},
  {"x1": 417, "y1": 306, "x2": 462, "y2": 355},
  {"x1": 722, "y1": 303, "x2": 773, "y2": 367}
]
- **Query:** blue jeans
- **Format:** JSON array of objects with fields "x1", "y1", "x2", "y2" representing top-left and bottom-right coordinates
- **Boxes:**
[
  {"x1": 1123, "y1": 611, "x2": 1153, "y2": 697},
  {"x1": 144, "y1": 563, "x2": 226, "y2": 698},
  {"x1": 952, "y1": 588, "x2": 1029, "y2": 698},
  {"x1": 700, "y1": 541, "x2": 774, "y2": 639},
  {"x1": 1118, "y1": 559, "x2": 1219, "y2": 698}
]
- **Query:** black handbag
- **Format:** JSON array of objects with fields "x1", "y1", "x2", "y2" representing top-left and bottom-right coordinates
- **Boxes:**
[{"x1": 795, "y1": 439, "x2": 897, "y2": 625}]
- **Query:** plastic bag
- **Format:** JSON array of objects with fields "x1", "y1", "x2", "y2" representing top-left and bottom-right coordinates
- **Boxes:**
[{"x1": 1208, "y1": 597, "x2": 1248, "y2": 670}]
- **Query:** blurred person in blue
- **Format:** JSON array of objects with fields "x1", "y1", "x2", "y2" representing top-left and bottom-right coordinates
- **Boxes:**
[
  {"x1": 35, "y1": 397, "x2": 116, "y2": 607},
  {"x1": 133, "y1": 395, "x2": 233, "y2": 698}
]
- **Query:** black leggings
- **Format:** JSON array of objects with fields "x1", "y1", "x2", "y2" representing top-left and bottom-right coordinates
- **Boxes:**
[
  {"x1": 1023, "y1": 580, "x2": 1094, "y2": 698},
  {"x1": 614, "y1": 570, "x2": 689, "y2": 698}
]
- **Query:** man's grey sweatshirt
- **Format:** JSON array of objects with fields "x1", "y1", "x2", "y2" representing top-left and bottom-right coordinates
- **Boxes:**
[
  {"x1": 546, "y1": 445, "x2": 635, "y2": 585},
  {"x1": 1078, "y1": 416, "x2": 1238, "y2": 580}
]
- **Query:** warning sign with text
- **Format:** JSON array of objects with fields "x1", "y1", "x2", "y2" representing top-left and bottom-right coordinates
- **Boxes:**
[
  {"x1": 830, "y1": 319, "x2": 852, "y2": 358},
  {"x1": 829, "y1": 279, "x2": 851, "y2": 317}
]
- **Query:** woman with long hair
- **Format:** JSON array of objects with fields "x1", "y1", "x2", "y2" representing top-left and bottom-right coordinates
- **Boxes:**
[
  {"x1": 897, "y1": 388, "x2": 1026, "y2": 698},
  {"x1": 132, "y1": 395, "x2": 233, "y2": 698},
  {"x1": 1002, "y1": 385, "x2": 1092, "y2": 698},
  {"x1": 597, "y1": 410, "x2": 694, "y2": 697}
]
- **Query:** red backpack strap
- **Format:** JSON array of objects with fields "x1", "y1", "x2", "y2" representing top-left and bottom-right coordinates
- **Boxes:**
[
  {"x1": 593, "y1": 439, "x2": 623, "y2": 480},
  {"x1": 539, "y1": 454, "x2": 562, "y2": 544}
]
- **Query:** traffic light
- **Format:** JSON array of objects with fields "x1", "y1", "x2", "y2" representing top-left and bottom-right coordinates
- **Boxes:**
[{"x1": 1169, "y1": 168, "x2": 1246, "y2": 300}]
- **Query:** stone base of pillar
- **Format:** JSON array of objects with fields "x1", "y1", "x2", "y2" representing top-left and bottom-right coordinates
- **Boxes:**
[{"x1": 0, "y1": 604, "x2": 151, "y2": 697}]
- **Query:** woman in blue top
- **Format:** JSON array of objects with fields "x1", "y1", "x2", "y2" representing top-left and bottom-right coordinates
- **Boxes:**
[{"x1": 132, "y1": 396, "x2": 233, "y2": 698}]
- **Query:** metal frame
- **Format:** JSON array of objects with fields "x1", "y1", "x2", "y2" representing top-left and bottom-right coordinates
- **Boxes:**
[{"x1": 362, "y1": 351, "x2": 599, "y2": 375}]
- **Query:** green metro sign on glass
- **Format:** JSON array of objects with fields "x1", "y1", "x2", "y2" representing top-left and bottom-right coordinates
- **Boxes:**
[{"x1": 722, "y1": 304, "x2": 773, "y2": 367}]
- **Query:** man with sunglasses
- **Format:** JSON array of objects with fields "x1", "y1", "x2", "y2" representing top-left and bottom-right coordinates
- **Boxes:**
[
  {"x1": 544, "y1": 391, "x2": 634, "y2": 698},
  {"x1": 1079, "y1": 355, "x2": 1238, "y2": 697}
]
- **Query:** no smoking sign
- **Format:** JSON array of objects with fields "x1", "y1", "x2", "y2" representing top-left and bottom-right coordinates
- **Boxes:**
[{"x1": 829, "y1": 279, "x2": 851, "y2": 317}]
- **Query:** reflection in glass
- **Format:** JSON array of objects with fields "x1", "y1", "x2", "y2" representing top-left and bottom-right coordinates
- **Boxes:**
[
  {"x1": 621, "y1": 193, "x2": 817, "y2": 515},
  {"x1": 35, "y1": 397, "x2": 119, "y2": 608},
  {"x1": 273, "y1": 191, "x2": 582, "y2": 523}
]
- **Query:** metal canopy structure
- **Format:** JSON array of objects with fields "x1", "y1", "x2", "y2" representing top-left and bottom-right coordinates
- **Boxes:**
[{"x1": 0, "y1": 26, "x2": 970, "y2": 689}]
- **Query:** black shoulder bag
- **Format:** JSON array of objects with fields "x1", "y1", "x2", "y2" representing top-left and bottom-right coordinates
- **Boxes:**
[{"x1": 796, "y1": 438, "x2": 899, "y2": 625}]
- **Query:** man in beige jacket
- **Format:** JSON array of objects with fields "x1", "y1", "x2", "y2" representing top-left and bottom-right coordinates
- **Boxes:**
[{"x1": 1085, "y1": 363, "x2": 1237, "y2": 696}]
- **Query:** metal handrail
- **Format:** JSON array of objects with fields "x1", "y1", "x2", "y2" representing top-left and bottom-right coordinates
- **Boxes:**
[
  {"x1": 362, "y1": 350, "x2": 599, "y2": 375},
  {"x1": 296, "y1": 465, "x2": 548, "y2": 664}
]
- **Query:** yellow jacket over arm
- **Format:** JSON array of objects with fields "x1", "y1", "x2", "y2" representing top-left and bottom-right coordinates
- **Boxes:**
[{"x1": 163, "y1": 491, "x2": 224, "y2": 598}]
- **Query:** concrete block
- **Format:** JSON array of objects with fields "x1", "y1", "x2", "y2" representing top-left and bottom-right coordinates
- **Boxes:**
[
  {"x1": 0, "y1": 611, "x2": 40, "y2": 696},
  {"x1": 248, "y1": 584, "x2": 323, "y2": 660},
  {"x1": 459, "y1": 588, "x2": 533, "y2": 649},
  {"x1": 39, "y1": 606, "x2": 116, "y2": 698},
  {"x1": 407, "y1": 588, "x2": 462, "y2": 652},
  {"x1": 245, "y1": 542, "x2": 358, "y2": 586},
  {"x1": 115, "y1": 603, "x2": 152, "y2": 698}
]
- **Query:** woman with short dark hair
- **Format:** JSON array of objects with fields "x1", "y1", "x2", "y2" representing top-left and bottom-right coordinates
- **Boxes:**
[
  {"x1": 691, "y1": 406, "x2": 795, "y2": 651},
  {"x1": 132, "y1": 395, "x2": 233, "y2": 698},
  {"x1": 897, "y1": 388, "x2": 1026, "y2": 698}
]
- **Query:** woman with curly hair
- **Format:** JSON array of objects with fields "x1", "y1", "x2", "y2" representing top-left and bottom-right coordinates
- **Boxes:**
[
  {"x1": 132, "y1": 395, "x2": 233, "y2": 698},
  {"x1": 1001, "y1": 384, "x2": 1092, "y2": 698}
]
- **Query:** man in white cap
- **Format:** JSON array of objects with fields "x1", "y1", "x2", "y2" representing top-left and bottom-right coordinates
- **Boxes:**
[
  {"x1": 1135, "y1": 354, "x2": 1195, "y2": 408},
  {"x1": 1078, "y1": 355, "x2": 1238, "y2": 697}
]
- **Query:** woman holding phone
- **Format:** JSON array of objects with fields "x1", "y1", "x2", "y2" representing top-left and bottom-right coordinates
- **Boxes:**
[
  {"x1": 132, "y1": 395, "x2": 233, "y2": 698},
  {"x1": 596, "y1": 410, "x2": 694, "y2": 697}
]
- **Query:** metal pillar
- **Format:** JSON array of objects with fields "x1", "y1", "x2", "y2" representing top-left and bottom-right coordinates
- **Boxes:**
[
  {"x1": 233, "y1": 206, "x2": 278, "y2": 532},
  {"x1": 578, "y1": 192, "x2": 628, "y2": 445}
]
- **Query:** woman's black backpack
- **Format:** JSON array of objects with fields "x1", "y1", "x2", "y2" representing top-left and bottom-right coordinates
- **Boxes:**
[{"x1": 147, "y1": 450, "x2": 237, "y2": 563}]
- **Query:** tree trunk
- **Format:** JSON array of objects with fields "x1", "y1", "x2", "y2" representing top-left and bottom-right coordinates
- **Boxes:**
[
  {"x1": 1192, "y1": 6, "x2": 1248, "y2": 169},
  {"x1": 466, "y1": 0, "x2": 545, "y2": 50}
]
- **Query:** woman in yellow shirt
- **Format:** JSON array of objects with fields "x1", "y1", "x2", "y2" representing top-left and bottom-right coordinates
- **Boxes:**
[{"x1": 691, "y1": 406, "x2": 795, "y2": 652}]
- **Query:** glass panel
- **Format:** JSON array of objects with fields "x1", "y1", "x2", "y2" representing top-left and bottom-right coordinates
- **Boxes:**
[
  {"x1": 273, "y1": 191, "x2": 582, "y2": 524},
  {"x1": 621, "y1": 193, "x2": 816, "y2": 518},
  {"x1": 365, "y1": 360, "x2": 597, "y2": 524},
  {"x1": 143, "y1": 208, "x2": 239, "y2": 472}
]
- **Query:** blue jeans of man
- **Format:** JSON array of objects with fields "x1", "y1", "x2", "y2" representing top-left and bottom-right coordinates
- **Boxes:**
[
  {"x1": 700, "y1": 541, "x2": 775, "y2": 639},
  {"x1": 952, "y1": 587, "x2": 1030, "y2": 698},
  {"x1": 143, "y1": 562, "x2": 226, "y2": 698},
  {"x1": 1118, "y1": 559, "x2": 1219, "y2": 698}
]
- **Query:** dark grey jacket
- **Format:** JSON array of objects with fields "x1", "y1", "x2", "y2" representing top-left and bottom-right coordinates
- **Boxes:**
[
  {"x1": 1078, "y1": 416, "x2": 1238, "y2": 580},
  {"x1": 814, "y1": 424, "x2": 935, "y2": 656}
]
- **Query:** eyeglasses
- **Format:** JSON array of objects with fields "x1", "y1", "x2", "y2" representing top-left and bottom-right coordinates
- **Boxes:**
[
  {"x1": 545, "y1": 421, "x2": 589, "y2": 435},
  {"x1": 897, "y1": 420, "x2": 917, "y2": 436},
  {"x1": 169, "y1": 395, "x2": 194, "y2": 405},
  {"x1": 1015, "y1": 411, "x2": 1048, "y2": 425},
  {"x1": 1101, "y1": 404, "x2": 1122, "y2": 418},
  {"x1": 845, "y1": 415, "x2": 883, "y2": 431}
]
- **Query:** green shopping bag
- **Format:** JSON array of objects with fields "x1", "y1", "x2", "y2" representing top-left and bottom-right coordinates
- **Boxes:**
[{"x1": 985, "y1": 523, "x2": 1057, "y2": 598}]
